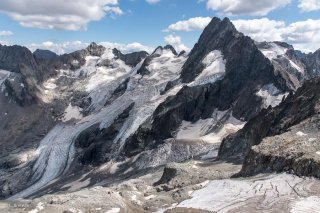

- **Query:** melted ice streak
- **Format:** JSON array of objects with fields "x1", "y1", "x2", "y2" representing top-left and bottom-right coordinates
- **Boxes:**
[
  {"x1": 189, "y1": 50, "x2": 226, "y2": 86},
  {"x1": 10, "y1": 48, "x2": 187, "y2": 199},
  {"x1": 163, "y1": 173, "x2": 320, "y2": 213},
  {"x1": 176, "y1": 110, "x2": 245, "y2": 144},
  {"x1": 257, "y1": 83, "x2": 288, "y2": 108}
]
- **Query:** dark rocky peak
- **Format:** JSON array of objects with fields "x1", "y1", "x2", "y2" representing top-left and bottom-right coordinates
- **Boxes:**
[
  {"x1": 112, "y1": 48, "x2": 149, "y2": 67},
  {"x1": 151, "y1": 46, "x2": 164, "y2": 56},
  {"x1": 178, "y1": 50, "x2": 187, "y2": 57},
  {"x1": 86, "y1": 42, "x2": 106, "y2": 57},
  {"x1": 297, "y1": 47, "x2": 320, "y2": 78},
  {"x1": 33, "y1": 49, "x2": 58, "y2": 60},
  {"x1": 181, "y1": 17, "x2": 292, "y2": 91},
  {"x1": 0, "y1": 44, "x2": 47, "y2": 105},
  {"x1": 0, "y1": 44, "x2": 38, "y2": 74},
  {"x1": 164, "y1": 45, "x2": 178, "y2": 55}
]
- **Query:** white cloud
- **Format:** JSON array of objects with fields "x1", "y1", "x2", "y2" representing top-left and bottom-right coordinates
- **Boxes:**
[
  {"x1": 233, "y1": 18, "x2": 320, "y2": 52},
  {"x1": 146, "y1": 0, "x2": 161, "y2": 4},
  {"x1": 0, "y1": 30, "x2": 13, "y2": 36},
  {"x1": 104, "y1": 6, "x2": 123, "y2": 18},
  {"x1": 0, "y1": 0, "x2": 122, "y2": 31},
  {"x1": 164, "y1": 17, "x2": 212, "y2": 32},
  {"x1": 27, "y1": 41, "x2": 154, "y2": 55},
  {"x1": 99, "y1": 42, "x2": 154, "y2": 53},
  {"x1": 232, "y1": 18, "x2": 285, "y2": 42},
  {"x1": 298, "y1": 0, "x2": 320, "y2": 12},
  {"x1": 164, "y1": 16, "x2": 320, "y2": 52},
  {"x1": 164, "y1": 34, "x2": 190, "y2": 52},
  {"x1": 205, "y1": 0, "x2": 291, "y2": 16}
]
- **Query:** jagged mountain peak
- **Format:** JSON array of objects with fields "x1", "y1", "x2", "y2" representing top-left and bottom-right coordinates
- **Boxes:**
[
  {"x1": 164, "y1": 44, "x2": 178, "y2": 55},
  {"x1": 86, "y1": 42, "x2": 106, "y2": 57},
  {"x1": 151, "y1": 45, "x2": 178, "y2": 56},
  {"x1": 112, "y1": 48, "x2": 149, "y2": 67}
]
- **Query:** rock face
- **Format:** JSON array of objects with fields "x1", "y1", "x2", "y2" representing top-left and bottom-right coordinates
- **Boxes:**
[
  {"x1": 0, "y1": 45, "x2": 47, "y2": 105},
  {"x1": 239, "y1": 116, "x2": 320, "y2": 178},
  {"x1": 219, "y1": 77, "x2": 320, "y2": 178},
  {"x1": 257, "y1": 41, "x2": 320, "y2": 85},
  {"x1": 302, "y1": 49, "x2": 320, "y2": 78}
]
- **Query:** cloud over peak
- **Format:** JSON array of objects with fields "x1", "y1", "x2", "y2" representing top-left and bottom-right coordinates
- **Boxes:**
[
  {"x1": 0, "y1": 0, "x2": 123, "y2": 31},
  {"x1": 164, "y1": 17, "x2": 212, "y2": 32}
]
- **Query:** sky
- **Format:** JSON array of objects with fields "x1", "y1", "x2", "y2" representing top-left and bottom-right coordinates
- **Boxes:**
[{"x1": 0, "y1": 0, "x2": 320, "y2": 54}]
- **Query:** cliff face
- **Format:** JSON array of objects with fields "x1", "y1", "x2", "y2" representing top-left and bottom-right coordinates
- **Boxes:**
[{"x1": 218, "y1": 76, "x2": 320, "y2": 178}]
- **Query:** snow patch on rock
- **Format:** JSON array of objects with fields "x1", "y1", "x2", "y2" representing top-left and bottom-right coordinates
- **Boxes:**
[
  {"x1": 63, "y1": 103, "x2": 83, "y2": 122},
  {"x1": 176, "y1": 110, "x2": 245, "y2": 144},
  {"x1": 189, "y1": 50, "x2": 226, "y2": 86},
  {"x1": 296, "y1": 131, "x2": 308, "y2": 137},
  {"x1": 257, "y1": 83, "x2": 287, "y2": 108}
]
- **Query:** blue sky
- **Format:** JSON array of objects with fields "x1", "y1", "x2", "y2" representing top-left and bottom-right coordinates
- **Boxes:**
[{"x1": 0, "y1": 0, "x2": 320, "y2": 54}]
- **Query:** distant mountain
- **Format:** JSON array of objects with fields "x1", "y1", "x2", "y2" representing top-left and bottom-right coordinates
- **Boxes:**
[{"x1": 33, "y1": 49, "x2": 58, "y2": 60}]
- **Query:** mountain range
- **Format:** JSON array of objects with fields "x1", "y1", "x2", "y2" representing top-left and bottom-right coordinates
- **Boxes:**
[{"x1": 1, "y1": 17, "x2": 320, "y2": 212}]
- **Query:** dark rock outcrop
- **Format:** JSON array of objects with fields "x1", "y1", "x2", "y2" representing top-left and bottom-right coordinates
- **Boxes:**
[
  {"x1": 113, "y1": 48, "x2": 148, "y2": 67},
  {"x1": 302, "y1": 49, "x2": 320, "y2": 78},
  {"x1": 219, "y1": 77, "x2": 320, "y2": 159},
  {"x1": 0, "y1": 44, "x2": 48, "y2": 105},
  {"x1": 75, "y1": 103, "x2": 134, "y2": 165},
  {"x1": 86, "y1": 42, "x2": 106, "y2": 57}
]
